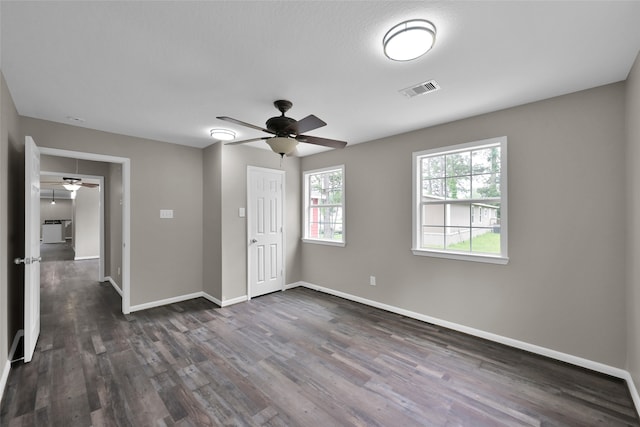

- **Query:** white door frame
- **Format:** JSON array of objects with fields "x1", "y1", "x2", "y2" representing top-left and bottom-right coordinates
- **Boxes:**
[
  {"x1": 246, "y1": 166, "x2": 286, "y2": 300},
  {"x1": 41, "y1": 171, "x2": 105, "y2": 280},
  {"x1": 39, "y1": 147, "x2": 132, "y2": 314}
]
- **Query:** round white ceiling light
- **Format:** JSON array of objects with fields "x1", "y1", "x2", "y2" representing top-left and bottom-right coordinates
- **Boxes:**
[
  {"x1": 210, "y1": 128, "x2": 236, "y2": 141},
  {"x1": 383, "y1": 19, "x2": 436, "y2": 61}
]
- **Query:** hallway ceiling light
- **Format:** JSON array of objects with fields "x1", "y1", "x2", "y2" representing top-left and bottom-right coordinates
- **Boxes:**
[
  {"x1": 383, "y1": 19, "x2": 436, "y2": 61},
  {"x1": 210, "y1": 128, "x2": 236, "y2": 141}
]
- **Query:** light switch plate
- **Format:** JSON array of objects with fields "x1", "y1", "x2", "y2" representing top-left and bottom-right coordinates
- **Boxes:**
[{"x1": 160, "y1": 209, "x2": 174, "y2": 219}]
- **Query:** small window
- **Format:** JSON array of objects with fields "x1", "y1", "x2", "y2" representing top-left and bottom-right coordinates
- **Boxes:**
[
  {"x1": 412, "y1": 137, "x2": 508, "y2": 264},
  {"x1": 303, "y1": 165, "x2": 345, "y2": 246}
]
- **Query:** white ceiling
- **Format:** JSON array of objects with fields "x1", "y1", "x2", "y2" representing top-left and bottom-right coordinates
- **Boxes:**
[{"x1": 2, "y1": 1, "x2": 640, "y2": 156}]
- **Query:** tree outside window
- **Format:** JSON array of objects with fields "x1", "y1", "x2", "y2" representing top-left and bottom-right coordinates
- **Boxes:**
[{"x1": 304, "y1": 166, "x2": 345, "y2": 246}]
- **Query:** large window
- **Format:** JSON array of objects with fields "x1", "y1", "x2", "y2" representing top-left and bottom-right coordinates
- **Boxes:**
[
  {"x1": 303, "y1": 165, "x2": 345, "y2": 246},
  {"x1": 412, "y1": 137, "x2": 508, "y2": 263}
]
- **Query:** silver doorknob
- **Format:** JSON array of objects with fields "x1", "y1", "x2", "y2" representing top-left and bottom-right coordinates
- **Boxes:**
[
  {"x1": 14, "y1": 256, "x2": 41, "y2": 265},
  {"x1": 250, "y1": 239, "x2": 258, "y2": 244}
]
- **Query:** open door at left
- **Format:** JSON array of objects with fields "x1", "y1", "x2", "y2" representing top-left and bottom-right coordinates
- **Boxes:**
[{"x1": 14, "y1": 136, "x2": 41, "y2": 362}]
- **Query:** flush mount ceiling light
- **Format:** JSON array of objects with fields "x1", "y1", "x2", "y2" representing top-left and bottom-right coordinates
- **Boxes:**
[
  {"x1": 383, "y1": 19, "x2": 436, "y2": 61},
  {"x1": 266, "y1": 137, "x2": 298, "y2": 158},
  {"x1": 210, "y1": 128, "x2": 236, "y2": 141}
]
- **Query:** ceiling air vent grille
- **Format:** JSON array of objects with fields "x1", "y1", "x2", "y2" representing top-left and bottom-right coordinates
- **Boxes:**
[{"x1": 399, "y1": 80, "x2": 440, "y2": 98}]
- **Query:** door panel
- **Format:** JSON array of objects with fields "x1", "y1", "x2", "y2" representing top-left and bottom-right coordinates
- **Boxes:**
[
  {"x1": 248, "y1": 168, "x2": 284, "y2": 298},
  {"x1": 24, "y1": 136, "x2": 41, "y2": 363}
]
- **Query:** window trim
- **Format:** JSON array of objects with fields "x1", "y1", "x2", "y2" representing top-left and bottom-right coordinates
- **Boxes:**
[
  {"x1": 412, "y1": 137, "x2": 508, "y2": 264},
  {"x1": 302, "y1": 164, "x2": 346, "y2": 247}
]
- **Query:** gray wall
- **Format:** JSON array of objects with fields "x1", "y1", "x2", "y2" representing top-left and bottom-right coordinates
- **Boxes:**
[
  {"x1": 203, "y1": 142, "x2": 222, "y2": 300},
  {"x1": 73, "y1": 186, "x2": 100, "y2": 259},
  {"x1": 1, "y1": 70, "x2": 22, "y2": 373},
  {"x1": 213, "y1": 143, "x2": 301, "y2": 301},
  {"x1": 301, "y1": 83, "x2": 627, "y2": 368},
  {"x1": 626, "y1": 53, "x2": 640, "y2": 388},
  {"x1": 21, "y1": 117, "x2": 204, "y2": 306},
  {"x1": 109, "y1": 163, "x2": 123, "y2": 289}
]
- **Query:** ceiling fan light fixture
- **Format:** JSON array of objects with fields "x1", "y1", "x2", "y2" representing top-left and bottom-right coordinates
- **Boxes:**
[
  {"x1": 267, "y1": 137, "x2": 298, "y2": 157},
  {"x1": 63, "y1": 183, "x2": 81, "y2": 191},
  {"x1": 210, "y1": 128, "x2": 236, "y2": 141},
  {"x1": 383, "y1": 19, "x2": 436, "y2": 61}
]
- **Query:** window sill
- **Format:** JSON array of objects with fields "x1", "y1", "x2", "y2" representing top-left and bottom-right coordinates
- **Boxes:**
[
  {"x1": 303, "y1": 238, "x2": 346, "y2": 247},
  {"x1": 412, "y1": 248, "x2": 509, "y2": 264}
]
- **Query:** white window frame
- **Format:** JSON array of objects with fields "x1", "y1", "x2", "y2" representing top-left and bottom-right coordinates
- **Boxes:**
[
  {"x1": 412, "y1": 137, "x2": 508, "y2": 264},
  {"x1": 303, "y1": 165, "x2": 346, "y2": 247}
]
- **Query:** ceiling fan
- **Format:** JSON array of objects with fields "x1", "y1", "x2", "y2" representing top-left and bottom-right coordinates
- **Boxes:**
[
  {"x1": 217, "y1": 100, "x2": 347, "y2": 157},
  {"x1": 41, "y1": 177, "x2": 99, "y2": 191}
]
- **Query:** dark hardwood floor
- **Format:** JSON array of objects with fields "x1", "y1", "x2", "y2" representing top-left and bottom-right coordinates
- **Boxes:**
[
  {"x1": 39, "y1": 241, "x2": 75, "y2": 262},
  {"x1": 1, "y1": 259, "x2": 638, "y2": 426}
]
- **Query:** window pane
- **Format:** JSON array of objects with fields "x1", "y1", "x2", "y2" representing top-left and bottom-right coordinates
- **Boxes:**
[
  {"x1": 472, "y1": 173, "x2": 500, "y2": 198},
  {"x1": 422, "y1": 203, "x2": 445, "y2": 226},
  {"x1": 472, "y1": 147, "x2": 501, "y2": 174},
  {"x1": 473, "y1": 202, "x2": 500, "y2": 226},
  {"x1": 446, "y1": 176, "x2": 470, "y2": 199},
  {"x1": 422, "y1": 155, "x2": 444, "y2": 178},
  {"x1": 445, "y1": 152, "x2": 470, "y2": 177},
  {"x1": 448, "y1": 204, "x2": 471, "y2": 227},
  {"x1": 308, "y1": 207, "x2": 343, "y2": 241},
  {"x1": 422, "y1": 178, "x2": 445, "y2": 198},
  {"x1": 413, "y1": 138, "x2": 506, "y2": 261},
  {"x1": 421, "y1": 226, "x2": 444, "y2": 249},
  {"x1": 471, "y1": 227, "x2": 501, "y2": 254},
  {"x1": 445, "y1": 227, "x2": 471, "y2": 251}
]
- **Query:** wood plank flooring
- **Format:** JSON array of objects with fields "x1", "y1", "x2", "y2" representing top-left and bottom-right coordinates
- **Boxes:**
[{"x1": 1, "y1": 258, "x2": 638, "y2": 426}]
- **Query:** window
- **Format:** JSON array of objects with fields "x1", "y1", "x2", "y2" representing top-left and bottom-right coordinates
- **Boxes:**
[
  {"x1": 303, "y1": 165, "x2": 345, "y2": 246},
  {"x1": 412, "y1": 137, "x2": 508, "y2": 264}
]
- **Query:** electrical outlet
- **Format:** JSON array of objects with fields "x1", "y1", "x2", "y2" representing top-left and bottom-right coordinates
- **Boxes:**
[
  {"x1": 370, "y1": 276, "x2": 376, "y2": 286},
  {"x1": 160, "y1": 209, "x2": 174, "y2": 219},
  {"x1": 117, "y1": 267, "x2": 121, "y2": 276}
]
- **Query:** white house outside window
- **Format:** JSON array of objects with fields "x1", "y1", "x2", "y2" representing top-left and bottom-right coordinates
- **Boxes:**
[
  {"x1": 303, "y1": 165, "x2": 345, "y2": 246},
  {"x1": 412, "y1": 137, "x2": 508, "y2": 264}
]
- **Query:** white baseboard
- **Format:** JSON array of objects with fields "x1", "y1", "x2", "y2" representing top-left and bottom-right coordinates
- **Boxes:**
[
  {"x1": 0, "y1": 359, "x2": 10, "y2": 406},
  {"x1": 74, "y1": 255, "x2": 99, "y2": 261},
  {"x1": 127, "y1": 290, "x2": 250, "y2": 313},
  {"x1": 294, "y1": 281, "x2": 640, "y2": 414},
  {"x1": 220, "y1": 295, "x2": 248, "y2": 307},
  {"x1": 285, "y1": 281, "x2": 305, "y2": 290},
  {"x1": 201, "y1": 292, "x2": 248, "y2": 307},
  {"x1": 201, "y1": 292, "x2": 222, "y2": 306},
  {"x1": 104, "y1": 276, "x2": 123, "y2": 297},
  {"x1": 129, "y1": 291, "x2": 204, "y2": 313},
  {"x1": 622, "y1": 371, "x2": 640, "y2": 416},
  {"x1": 1, "y1": 329, "x2": 25, "y2": 405},
  {"x1": 9, "y1": 329, "x2": 23, "y2": 362}
]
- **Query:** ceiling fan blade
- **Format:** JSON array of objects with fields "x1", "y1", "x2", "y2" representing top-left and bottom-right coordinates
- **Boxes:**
[
  {"x1": 225, "y1": 137, "x2": 270, "y2": 146},
  {"x1": 216, "y1": 116, "x2": 274, "y2": 134},
  {"x1": 283, "y1": 115, "x2": 326, "y2": 135},
  {"x1": 296, "y1": 134, "x2": 347, "y2": 149},
  {"x1": 80, "y1": 183, "x2": 99, "y2": 188}
]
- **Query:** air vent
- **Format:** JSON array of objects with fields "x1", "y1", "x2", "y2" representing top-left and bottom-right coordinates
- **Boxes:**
[{"x1": 399, "y1": 80, "x2": 440, "y2": 98}]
